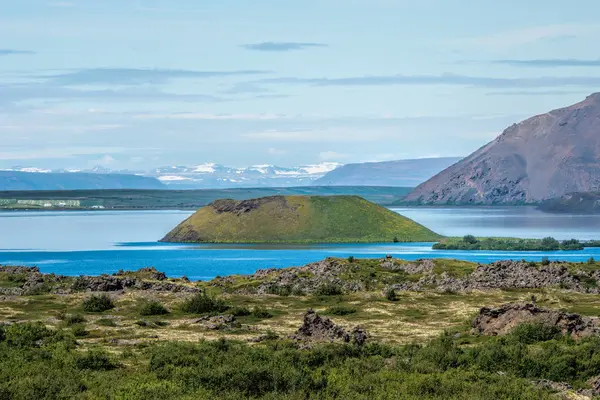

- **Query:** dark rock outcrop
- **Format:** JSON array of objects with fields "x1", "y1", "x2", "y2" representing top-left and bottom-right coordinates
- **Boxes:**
[
  {"x1": 291, "y1": 309, "x2": 367, "y2": 345},
  {"x1": 406, "y1": 93, "x2": 600, "y2": 205},
  {"x1": 195, "y1": 315, "x2": 240, "y2": 330},
  {"x1": 472, "y1": 303, "x2": 600, "y2": 339}
]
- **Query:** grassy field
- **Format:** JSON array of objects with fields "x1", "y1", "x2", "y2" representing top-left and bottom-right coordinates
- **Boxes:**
[
  {"x1": 4, "y1": 258, "x2": 600, "y2": 398},
  {"x1": 162, "y1": 195, "x2": 442, "y2": 243},
  {"x1": 0, "y1": 186, "x2": 413, "y2": 210}
]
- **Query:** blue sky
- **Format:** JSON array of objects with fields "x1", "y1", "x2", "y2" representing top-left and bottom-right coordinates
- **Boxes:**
[{"x1": 1, "y1": 0, "x2": 599, "y2": 170}]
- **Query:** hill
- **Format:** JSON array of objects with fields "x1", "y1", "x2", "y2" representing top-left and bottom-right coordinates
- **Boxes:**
[
  {"x1": 161, "y1": 195, "x2": 441, "y2": 243},
  {"x1": 314, "y1": 157, "x2": 462, "y2": 186},
  {"x1": 0, "y1": 171, "x2": 165, "y2": 190},
  {"x1": 405, "y1": 93, "x2": 600, "y2": 205},
  {"x1": 538, "y1": 192, "x2": 600, "y2": 214}
]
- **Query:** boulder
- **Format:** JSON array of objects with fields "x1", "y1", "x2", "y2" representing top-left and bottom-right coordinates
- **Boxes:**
[
  {"x1": 472, "y1": 303, "x2": 600, "y2": 339},
  {"x1": 291, "y1": 309, "x2": 367, "y2": 345}
]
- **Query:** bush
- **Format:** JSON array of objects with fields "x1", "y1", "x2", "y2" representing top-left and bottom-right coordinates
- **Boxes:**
[
  {"x1": 75, "y1": 350, "x2": 118, "y2": 371},
  {"x1": 588, "y1": 257, "x2": 596, "y2": 264},
  {"x1": 314, "y1": 282, "x2": 343, "y2": 296},
  {"x1": 231, "y1": 306, "x2": 251, "y2": 317},
  {"x1": 347, "y1": 256, "x2": 355, "y2": 263},
  {"x1": 463, "y1": 235, "x2": 478, "y2": 244},
  {"x1": 71, "y1": 324, "x2": 88, "y2": 337},
  {"x1": 251, "y1": 307, "x2": 273, "y2": 319},
  {"x1": 541, "y1": 237, "x2": 560, "y2": 251},
  {"x1": 139, "y1": 300, "x2": 169, "y2": 316},
  {"x1": 4, "y1": 322, "x2": 55, "y2": 347},
  {"x1": 96, "y1": 318, "x2": 117, "y2": 327},
  {"x1": 326, "y1": 305, "x2": 357, "y2": 316},
  {"x1": 83, "y1": 294, "x2": 115, "y2": 313},
  {"x1": 180, "y1": 291, "x2": 229, "y2": 314},
  {"x1": 509, "y1": 323, "x2": 561, "y2": 344},
  {"x1": 64, "y1": 314, "x2": 86, "y2": 326},
  {"x1": 385, "y1": 287, "x2": 398, "y2": 302}
]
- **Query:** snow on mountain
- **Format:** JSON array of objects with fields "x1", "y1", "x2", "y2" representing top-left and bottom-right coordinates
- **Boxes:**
[
  {"x1": 148, "y1": 162, "x2": 343, "y2": 188},
  {"x1": 1, "y1": 162, "x2": 343, "y2": 189}
]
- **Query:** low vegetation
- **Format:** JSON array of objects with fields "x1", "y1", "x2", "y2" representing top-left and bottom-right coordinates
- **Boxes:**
[
  {"x1": 82, "y1": 294, "x2": 115, "y2": 313},
  {"x1": 433, "y1": 235, "x2": 590, "y2": 251},
  {"x1": 162, "y1": 195, "x2": 442, "y2": 244}
]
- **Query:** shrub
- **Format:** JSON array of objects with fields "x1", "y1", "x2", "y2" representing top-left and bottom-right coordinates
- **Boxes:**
[
  {"x1": 251, "y1": 307, "x2": 273, "y2": 319},
  {"x1": 96, "y1": 318, "x2": 117, "y2": 327},
  {"x1": 180, "y1": 291, "x2": 229, "y2": 314},
  {"x1": 588, "y1": 257, "x2": 596, "y2": 264},
  {"x1": 385, "y1": 287, "x2": 398, "y2": 302},
  {"x1": 509, "y1": 323, "x2": 561, "y2": 344},
  {"x1": 231, "y1": 306, "x2": 251, "y2": 317},
  {"x1": 266, "y1": 285, "x2": 292, "y2": 296},
  {"x1": 4, "y1": 322, "x2": 55, "y2": 347},
  {"x1": 326, "y1": 305, "x2": 357, "y2": 316},
  {"x1": 314, "y1": 282, "x2": 343, "y2": 296},
  {"x1": 64, "y1": 314, "x2": 86, "y2": 326},
  {"x1": 76, "y1": 350, "x2": 118, "y2": 371},
  {"x1": 71, "y1": 324, "x2": 88, "y2": 337},
  {"x1": 139, "y1": 300, "x2": 169, "y2": 316},
  {"x1": 347, "y1": 256, "x2": 355, "y2": 263},
  {"x1": 541, "y1": 237, "x2": 560, "y2": 251},
  {"x1": 393, "y1": 236, "x2": 400, "y2": 243},
  {"x1": 83, "y1": 294, "x2": 115, "y2": 313},
  {"x1": 463, "y1": 235, "x2": 478, "y2": 244}
]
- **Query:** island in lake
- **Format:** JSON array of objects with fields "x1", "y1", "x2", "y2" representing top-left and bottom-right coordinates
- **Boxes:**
[{"x1": 161, "y1": 195, "x2": 442, "y2": 243}]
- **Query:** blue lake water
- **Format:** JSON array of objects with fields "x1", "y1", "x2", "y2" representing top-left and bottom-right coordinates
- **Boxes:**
[{"x1": 1, "y1": 207, "x2": 599, "y2": 280}]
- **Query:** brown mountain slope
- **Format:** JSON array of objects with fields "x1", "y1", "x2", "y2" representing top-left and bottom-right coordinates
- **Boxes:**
[{"x1": 405, "y1": 93, "x2": 600, "y2": 205}]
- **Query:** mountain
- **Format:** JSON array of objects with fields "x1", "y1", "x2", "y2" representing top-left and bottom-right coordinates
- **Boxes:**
[
  {"x1": 405, "y1": 93, "x2": 600, "y2": 205},
  {"x1": 161, "y1": 195, "x2": 441, "y2": 243},
  {"x1": 0, "y1": 171, "x2": 165, "y2": 191},
  {"x1": 150, "y1": 163, "x2": 342, "y2": 188},
  {"x1": 313, "y1": 157, "x2": 462, "y2": 187}
]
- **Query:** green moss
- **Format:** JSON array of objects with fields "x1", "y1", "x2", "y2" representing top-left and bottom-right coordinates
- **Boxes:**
[{"x1": 162, "y1": 195, "x2": 441, "y2": 244}]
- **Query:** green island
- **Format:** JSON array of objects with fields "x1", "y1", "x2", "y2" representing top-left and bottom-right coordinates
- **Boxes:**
[
  {"x1": 433, "y1": 235, "x2": 600, "y2": 251},
  {"x1": 161, "y1": 195, "x2": 441, "y2": 243},
  {"x1": 4, "y1": 257, "x2": 600, "y2": 399}
]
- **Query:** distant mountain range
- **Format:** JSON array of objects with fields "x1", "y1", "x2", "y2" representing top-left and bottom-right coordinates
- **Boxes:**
[
  {"x1": 313, "y1": 157, "x2": 462, "y2": 187},
  {"x1": 406, "y1": 93, "x2": 600, "y2": 205},
  {"x1": 0, "y1": 171, "x2": 165, "y2": 191},
  {"x1": 148, "y1": 163, "x2": 342, "y2": 188},
  {"x1": 1, "y1": 156, "x2": 462, "y2": 190}
]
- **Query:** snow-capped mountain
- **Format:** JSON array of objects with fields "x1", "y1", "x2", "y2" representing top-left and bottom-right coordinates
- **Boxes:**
[
  {"x1": 149, "y1": 162, "x2": 342, "y2": 188},
  {"x1": 1, "y1": 162, "x2": 343, "y2": 188}
]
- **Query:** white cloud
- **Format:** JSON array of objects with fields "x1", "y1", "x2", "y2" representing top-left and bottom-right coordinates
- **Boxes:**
[
  {"x1": 267, "y1": 147, "x2": 289, "y2": 156},
  {"x1": 0, "y1": 147, "x2": 124, "y2": 161},
  {"x1": 459, "y1": 24, "x2": 598, "y2": 48},
  {"x1": 242, "y1": 129, "x2": 387, "y2": 142}
]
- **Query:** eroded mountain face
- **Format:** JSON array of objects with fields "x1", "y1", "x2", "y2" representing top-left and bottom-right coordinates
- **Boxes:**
[{"x1": 405, "y1": 93, "x2": 600, "y2": 205}]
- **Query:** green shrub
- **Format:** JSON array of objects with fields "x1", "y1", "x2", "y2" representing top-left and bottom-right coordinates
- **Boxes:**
[
  {"x1": 4, "y1": 322, "x2": 55, "y2": 347},
  {"x1": 588, "y1": 257, "x2": 596, "y2": 264},
  {"x1": 385, "y1": 287, "x2": 398, "y2": 302},
  {"x1": 71, "y1": 324, "x2": 88, "y2": 337},
  {"x1": 231, "y1": 306, "x2": 251, "y2": 317},
  {"x1": 326, "y1": 305, "x2": 357, "y2": 316},
  {"x1": 139, "y1": 300, "x2": 169, "y2": 316},
  {"x1": 75, "y1": 350, "x2": 118, "y2": 371},
  {"x1": 251, "y1": 307, "x2": 273, "y2": 319},
  {"x1": 180, "y1": 291, "x2": 229, "y2": 314},
  {"x1": 314, "y1": 282, "x2": 343, "y2": 296},
  {"x1": 509, "y1": 323, "x2": 561, "y2": 344},
  {"x1": 83, "y1": 294, "x2": 115, "y2": 313},
  {"x1": 463, "y1": 235, "x2": 478, "y2": 244},
  {"x1": 64, "y1": 314, "x2": 86, "y2": 326},
  {"x1": 347, "y1": 256, "x2": 355, "y2": 263},
  {"x1": 266, "y1": 285, "x2": 292, "y2": 296},
  {"x1": 96, "y1": 318, "x2": 117, "y2": 327}
]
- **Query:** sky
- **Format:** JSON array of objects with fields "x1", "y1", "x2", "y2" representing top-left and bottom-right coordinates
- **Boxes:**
[{"x1": 1, "y1": 0, "x2": 600, "y2": 170}]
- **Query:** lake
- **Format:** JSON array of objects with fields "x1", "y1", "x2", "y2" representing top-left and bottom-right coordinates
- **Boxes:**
[{"x1": 1, "y1": 207, "x2": 599, "y2": 280}]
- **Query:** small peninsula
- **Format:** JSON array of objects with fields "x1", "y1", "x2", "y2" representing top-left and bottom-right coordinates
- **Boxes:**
[{"x1": 161, "y1": 195, "x2": 441, "y2": 243}]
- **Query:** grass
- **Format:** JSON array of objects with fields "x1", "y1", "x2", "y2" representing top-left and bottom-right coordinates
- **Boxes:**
[{"x1": 162, "y1": 195, "x2": 442, "y2": 244}]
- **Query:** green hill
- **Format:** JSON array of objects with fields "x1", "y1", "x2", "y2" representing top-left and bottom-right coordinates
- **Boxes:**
[{"x1": 161, "y1": 195, "x2": 441, "y2": 244}]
